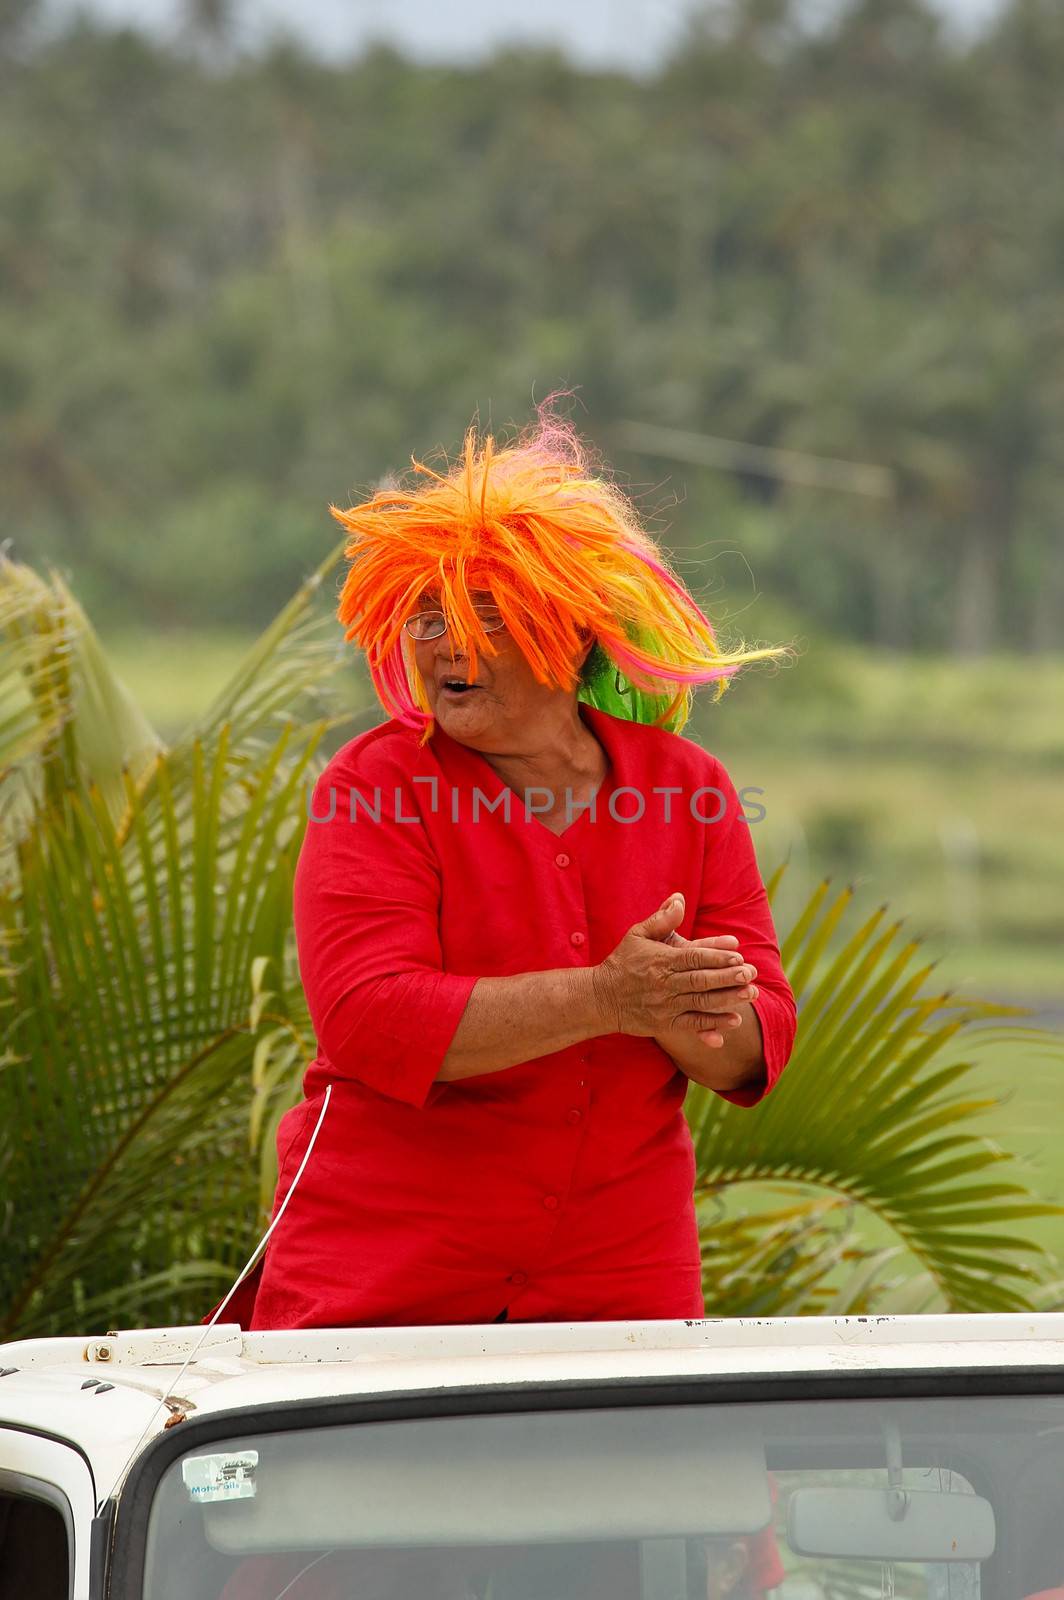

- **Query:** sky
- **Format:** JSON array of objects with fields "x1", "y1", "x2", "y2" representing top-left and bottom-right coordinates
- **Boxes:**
[{"x1": 45, "y1": 0, "x2": 1008, "y2": 70}]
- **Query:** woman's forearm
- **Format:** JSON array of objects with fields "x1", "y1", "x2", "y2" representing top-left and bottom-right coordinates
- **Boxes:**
[
  {"x1": 654, "y1": 1001, "x2": 767, "y2": 1094},
  {"x1": 436, "y1": 969, "x2": 607, "y2": 1083}
]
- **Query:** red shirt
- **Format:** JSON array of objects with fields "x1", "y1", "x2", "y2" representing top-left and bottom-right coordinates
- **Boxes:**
[{"x1": 240, "y1": 703, "x2": 796, "y2": 1330}]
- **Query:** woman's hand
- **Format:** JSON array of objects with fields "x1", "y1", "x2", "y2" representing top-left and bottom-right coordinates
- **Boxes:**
[
  {"x1": 660, "y1": 927, "x2": 759, "y2": 1048},
  {"x1": 591, "y1": 892, "x2": 759, "y2": 1040}
]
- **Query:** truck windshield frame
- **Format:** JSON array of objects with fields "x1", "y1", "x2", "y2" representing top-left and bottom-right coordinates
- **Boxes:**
[{"x1": 106, "y1": 1366, "x2": 1064, "y2": 1600}]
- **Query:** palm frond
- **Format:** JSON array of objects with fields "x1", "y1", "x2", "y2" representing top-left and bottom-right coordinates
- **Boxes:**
[
  {"x1": 696, "y1": 1191, "x2": 904, "y2": 1317},
  {"x1": 0, "y1": 552, "x2": 372, "y2": 1337},
  {"x1": 688, "y1": 871, "x2": 1064, "y2": 1314},
  {"x1": 0, "y1": 734, "x2": 322, "y2": 1336},
  {"x1": 0, "y1": 558, "x2": 164, "y2": 875},
  {"x1": 173, "y1": 537, "x2": 351, "y2": 757}
]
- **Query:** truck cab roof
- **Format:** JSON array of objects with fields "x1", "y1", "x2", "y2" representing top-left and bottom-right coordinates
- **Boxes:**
[{"x1": 3, "y1": 1311, "x2": 1064, "y2": 1496}]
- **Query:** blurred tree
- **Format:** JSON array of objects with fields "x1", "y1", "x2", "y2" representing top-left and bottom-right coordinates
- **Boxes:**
[
  {"x1": 174, "y1": 0, "x2": 239, "y2": 69},
  {"x1": 1, "y1": 0, "x2": 1061, "y2": 653}
]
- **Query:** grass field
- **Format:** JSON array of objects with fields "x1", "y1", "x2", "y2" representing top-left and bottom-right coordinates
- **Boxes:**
[{"x1": 101, "y1": 625, "x2": 1064, "y2": 1270}]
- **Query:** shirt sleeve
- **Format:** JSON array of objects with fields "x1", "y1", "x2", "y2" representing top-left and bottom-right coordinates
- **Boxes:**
[
  {"x1": 292, "y1": 741, "x2": 479, "y2": 1110},
  {"x1": 692, "y1": 753, "x2": 797, "y2": 1107}
]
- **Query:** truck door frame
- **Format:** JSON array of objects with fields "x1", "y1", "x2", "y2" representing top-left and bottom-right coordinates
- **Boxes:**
[{"x1": 0, "y1": 1424, "x2": 97, "y2": 1600}]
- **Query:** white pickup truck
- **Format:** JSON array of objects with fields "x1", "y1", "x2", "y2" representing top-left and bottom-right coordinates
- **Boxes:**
[{"x1": 1, "y1": 1314, "x2": 1063, "y2": 1600}]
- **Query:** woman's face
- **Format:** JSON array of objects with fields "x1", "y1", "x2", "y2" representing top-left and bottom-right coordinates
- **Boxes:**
[{"x1": 410, "y1": 590, "x2": 593, "y2": 752}]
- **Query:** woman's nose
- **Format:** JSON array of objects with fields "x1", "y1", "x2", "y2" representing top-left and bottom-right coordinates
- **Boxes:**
[{"x1": 436, "y1": 637, "x2": 467, "y2": 664}]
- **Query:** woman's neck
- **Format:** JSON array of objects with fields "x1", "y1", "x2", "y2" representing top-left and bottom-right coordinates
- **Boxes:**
[{"x1": 480, "y1": 707, "x2": 609, "y2": 800}]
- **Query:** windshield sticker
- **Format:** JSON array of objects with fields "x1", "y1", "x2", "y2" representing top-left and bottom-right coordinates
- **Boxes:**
[{"x1": 182, "y1": 1451, "x2": 259, "y2": 1504}]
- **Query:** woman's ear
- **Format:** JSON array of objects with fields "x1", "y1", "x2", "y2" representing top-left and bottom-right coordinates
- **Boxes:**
[{"x1": 576, "y1": 628, "x2": 595, "y2": 672}]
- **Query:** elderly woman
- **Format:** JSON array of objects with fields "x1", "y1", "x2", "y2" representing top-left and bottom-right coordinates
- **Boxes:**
[{"x1": 236, "y1": 407, "x2": 797, "y2": 1332}]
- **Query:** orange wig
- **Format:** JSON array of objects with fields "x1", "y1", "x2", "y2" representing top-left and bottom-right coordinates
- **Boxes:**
[{"x1": 330, "y1": 403, "x2": 792, "y2": 745}]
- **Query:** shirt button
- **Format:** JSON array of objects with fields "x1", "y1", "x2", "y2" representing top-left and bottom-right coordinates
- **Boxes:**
[
  {"x1": 508, "y1": 1270, "x2": 528, "y2": 1286},
  {"x1": 570, "y1": 931, "x2": 585, "y2": 947},
  {"x1": 543, "y1": 1194, "x2": 560, "y2": 1211},
  {"x1": 565, "y1": 1109, "x2": 582, "y2": 1125},
  {"x1": 555, "y1": 852, "x2": 570, "y2": 868}
]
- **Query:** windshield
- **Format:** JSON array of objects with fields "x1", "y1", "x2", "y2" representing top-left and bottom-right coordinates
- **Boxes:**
[{"x1": 140, "y1": 1395, "x2": 1064, "y2": 1600}]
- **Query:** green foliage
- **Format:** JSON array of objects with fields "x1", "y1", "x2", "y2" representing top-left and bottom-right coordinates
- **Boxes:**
[
  {"x1": 0, "y1": 556, "x2": 1060, "y2": 1338},
  {"x1": 688, "y1": 869, "x2": 1064, "y2": 1314},
  {"x1": 0, "y1": 546, "x2": 354, "y2": 1337},
  {"x1": 4, "y1": 0, "x2": 1064, "y2": 652}
]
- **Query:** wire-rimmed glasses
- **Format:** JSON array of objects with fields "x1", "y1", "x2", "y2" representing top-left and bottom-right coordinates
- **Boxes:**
[{"x1": 403, "y1": 605, "x2": 507, "y2": 641}]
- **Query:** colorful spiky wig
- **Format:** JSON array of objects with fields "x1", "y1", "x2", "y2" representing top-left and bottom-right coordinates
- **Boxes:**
[{"x1": 330, "y1": 402, "x2": 792, "y2": 747}]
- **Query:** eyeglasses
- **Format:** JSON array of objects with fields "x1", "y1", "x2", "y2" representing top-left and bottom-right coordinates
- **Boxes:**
[{"x1": 403, "y1": 605, "x2": 507, "y2": 641}]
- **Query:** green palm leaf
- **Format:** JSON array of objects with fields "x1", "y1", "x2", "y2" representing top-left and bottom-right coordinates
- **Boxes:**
[
  {"x1": 0, "y1": 734, "x2": 323, "y2": 1335},
  {"x1": 0, "y1": 558, "x2": 164, "y2": 882},
  {"x1": 691, "y1": 1191, "x2": 906, "y2": 1318},
  {"x1": 688, "y1": 869, "x2": 1064, "y2": 1315},
  {"x1": 0, "y1": 549, "x2": 365, "y2": 1338}
]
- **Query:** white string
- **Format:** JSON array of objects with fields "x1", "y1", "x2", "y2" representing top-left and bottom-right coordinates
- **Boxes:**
[{"x1": 98, "y1": 1084, "x2": 333, "y2": 1510}]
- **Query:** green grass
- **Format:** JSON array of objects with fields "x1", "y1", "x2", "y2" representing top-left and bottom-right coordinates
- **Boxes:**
[{"x1": 691, "y1": 643, "x2": 1064, "y2": 1008}]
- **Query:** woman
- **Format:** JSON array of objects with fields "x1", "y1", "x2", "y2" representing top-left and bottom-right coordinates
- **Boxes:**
[{"x1": 234, "y1": 404, "x2": 798, "y2": 1332}]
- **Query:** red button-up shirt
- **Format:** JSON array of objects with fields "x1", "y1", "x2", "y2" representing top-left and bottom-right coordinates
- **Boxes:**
[{"x1": 241, "y1": 703, "x2": 796, "y2": 1330}]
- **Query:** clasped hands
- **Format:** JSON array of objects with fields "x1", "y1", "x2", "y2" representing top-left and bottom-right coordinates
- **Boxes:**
[{"x1": 591, "y1": 891, "x2": 759, "y2": 1052}]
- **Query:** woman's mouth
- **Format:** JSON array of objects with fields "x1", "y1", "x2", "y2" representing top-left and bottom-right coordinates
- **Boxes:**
[{"x1": 438, "y1": 678, "x2": 479, "y2": 698}]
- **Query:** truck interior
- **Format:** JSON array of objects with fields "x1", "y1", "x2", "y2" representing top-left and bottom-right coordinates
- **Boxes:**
[
  {"x1": 132, "y1": 1392, "x2": 1064, "y2": 1600},
  {"x1": 0, "y1": 1490, "x2": 68, "y2": 1600}
]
